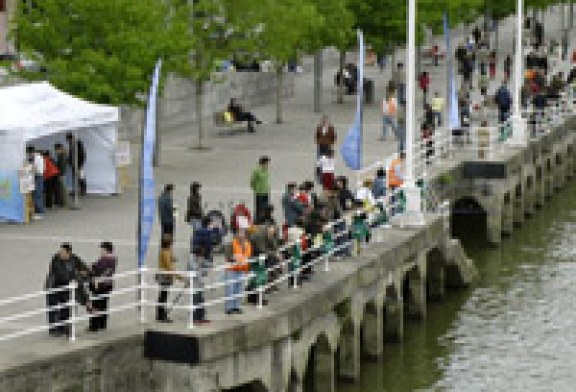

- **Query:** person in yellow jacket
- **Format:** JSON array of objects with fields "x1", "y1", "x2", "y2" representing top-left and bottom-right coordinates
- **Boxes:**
[
  {"x1": 156, "y1": 239, "x2": 186, "y2": 323},
  {"x1": 388, "y1": 152, "x2": 405, "y2": 190},
  {"x1": 225, "y1": 228, "x2": 252, "y2": 314}
]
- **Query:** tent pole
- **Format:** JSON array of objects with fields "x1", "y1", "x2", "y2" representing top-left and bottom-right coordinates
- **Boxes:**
[{"x1": 71, "y1": 130, "x2": 80, "y2": 210}]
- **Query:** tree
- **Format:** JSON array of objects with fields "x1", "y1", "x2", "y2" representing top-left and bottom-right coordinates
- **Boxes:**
[
  {"x1": 12, "y1": 0, "x2": 193, "y2": 106},
  {"x1": 229, "y1": 0, "x2": 322, "y2": 124}
]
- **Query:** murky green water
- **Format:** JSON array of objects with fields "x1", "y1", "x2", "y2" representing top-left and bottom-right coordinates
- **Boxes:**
[{"x1": 339, "y1": 181, "x2": 576, "y2": 392}]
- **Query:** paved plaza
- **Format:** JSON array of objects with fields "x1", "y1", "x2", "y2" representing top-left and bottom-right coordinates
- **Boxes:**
[{"x1": 0, "y1": 6, "x2": 573, "y2": 353}]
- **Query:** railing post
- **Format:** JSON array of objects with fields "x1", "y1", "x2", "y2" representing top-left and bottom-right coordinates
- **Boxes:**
[
  {"x1": 139, "y1": 266, "x2": 146, "y2": 324},
  {"x1": 69, "y1": 281, "x2": 77, "y2": 342},
  {"x1": 188, "y1": 270, "x2": 195, "y2": 329},
  {"x1": 258, "y1": 255, "x2": 265, "y2": 309}
]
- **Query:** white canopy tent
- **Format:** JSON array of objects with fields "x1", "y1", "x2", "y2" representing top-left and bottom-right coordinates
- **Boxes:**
[{"x1": 0, "y1": 82, "x2": 120, "y2": 223}]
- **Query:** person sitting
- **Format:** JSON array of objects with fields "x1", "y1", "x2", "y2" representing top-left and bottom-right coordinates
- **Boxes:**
[{"x1": 227, "y1": 98, "x2": 262, "y2": 133}]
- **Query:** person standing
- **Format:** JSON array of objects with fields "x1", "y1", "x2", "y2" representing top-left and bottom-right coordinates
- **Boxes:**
[
  {"x1": 392, "y1": 63, "x2": 406, "y2": 105},
  {"x1": 394, "y1": 103, "x2": 407, "y2": 153},
  {"x1": 189, "y1": 217, "x2": 213, "y2": 324},
  {"x1": 156, "y1": 238, "x2": 185, "y2": 323},
  {"x1": 54, "y1": 143, "x2": 68, "y2": 207},
  {"x1": 250, "y1": 156, "x2": 271, "y2": 223},
  {"x1": 42, "y1": 151, "x2": 60, "y2": 210},
  {"x1": 87, "y1": 241, "x2": 116, "y2": 332},
  {"x1": 318, "y1": 150, "x2": 336, "y2": 191},
  {"x1": 46, "y1": 243, "x2": 88, "y2": 336},
  {"x1": 419, "y1": 72, "x2": 430, "y2": 105},
  {"x1": 381, "y1": 89, "x2": 398, "y2": 141},
  {"x1": 66, "y1": 133, "x2": 86, "y2": 197},
  {"x1": 26, "y1": 146, "x2": 45, "y2": 219},
  {"x1": 282, "y1": 183, "x2": 305, "y2": 228},
  {"x1": 495, "y1": 81, "x2": 512, "y2": 123},
  {"x1": 371, "y1": 168, "x2": 387, "y2": 199},
  {"x1": 225, "y1": 227, "x2": 252, "y2": 314},
  {"x1": 388, "y1": 152, "x2": 406, "y2": 190},
  {"x1": 185, "y1": 182, "x2": 203, "y2": 232},
  {"x1": 504, "y1": 55, "x2": 512, "y2": 81},
  {"x1": 430, "y1": 92, "x2": 445, "y2": 127},
  {"x1": 158, "y1": 184, "x2": 175, "y2": 239},
  {"x1": 315, "y1": 115, "x2": 336, "y2": 159}
]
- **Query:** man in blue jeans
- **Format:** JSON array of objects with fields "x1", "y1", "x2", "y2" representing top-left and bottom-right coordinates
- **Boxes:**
[{"x1": 26, "y1": 146, "x2": 45, "y2": 219}]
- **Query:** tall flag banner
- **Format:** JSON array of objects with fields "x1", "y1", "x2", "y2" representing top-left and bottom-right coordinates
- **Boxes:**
[
  {"x1": 138, "y1": 59, "x2": 162, "y2": 267},
  {"x1": 341, "y1": 30, "x2": 365, "y2": 170},
  {"x1": 443, "y1": 14, "x2": 461, "y2": 131}
]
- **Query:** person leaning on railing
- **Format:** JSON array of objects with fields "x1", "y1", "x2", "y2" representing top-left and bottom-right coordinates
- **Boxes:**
[
  {"x1": 45, "y1": 243, "x2": 89, "y2": 337},
  {"x1": 224, "y1": 226, "x2": 252, "y2": 315},
  {"x1": 86, "y1": 241, "x2": 116, "y2": 332},
  {"x1": 156, "y1": 238, "x2": 186, "y2": 323}
]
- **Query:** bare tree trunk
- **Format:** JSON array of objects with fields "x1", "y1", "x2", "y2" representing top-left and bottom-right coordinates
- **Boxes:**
[
  {"x1": 313, "y1": 50, "x2": 323, "y2": 113},
  {"x1": 275, "y1": 66, "x2": 283, "y2": 124},
  {"x1": 337, "y1": 49, "x2": 346, "y2": 104},
  {"x1": 195, "y1": 79, "x2": 204, "y2": 149}
]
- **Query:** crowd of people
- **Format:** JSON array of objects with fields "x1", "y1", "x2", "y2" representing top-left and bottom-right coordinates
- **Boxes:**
[{"x1": 23, "y1": 133, "x2": 86, "y2": 222}]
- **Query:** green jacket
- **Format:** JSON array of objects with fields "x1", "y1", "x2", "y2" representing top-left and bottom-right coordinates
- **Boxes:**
[{"x1": 250, "y1": 166, "x2": 270, "y2": 195}]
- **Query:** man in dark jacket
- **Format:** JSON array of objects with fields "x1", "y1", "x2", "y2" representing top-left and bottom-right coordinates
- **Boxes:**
[
  {"x1": 158, "y1": 184, "x2": 175, "y2": 239},
  {"x1": 495, "y1": 82, "x2": 512, "y2": 123},
  {"x1": 185, "y1": 182, "x2": 203, "y2": 231},
  {"x1": 46, "y1": 243, "x2": 88, "y2": 337},
  {"x1": 66, "y1": 133, "x2": 86, "y2": 196},
  {"x1": 87, "y1": 242, "x2": 117, "y2": 332}
]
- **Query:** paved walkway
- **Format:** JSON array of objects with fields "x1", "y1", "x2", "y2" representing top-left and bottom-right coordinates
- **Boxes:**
[{"x1": 0, "y1": 5, "x2": 573, "y2": 352}]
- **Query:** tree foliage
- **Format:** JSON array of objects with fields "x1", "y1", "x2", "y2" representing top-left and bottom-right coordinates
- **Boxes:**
[{"x1": 13, "y1": 0, "x2": 193, "y2": 105}]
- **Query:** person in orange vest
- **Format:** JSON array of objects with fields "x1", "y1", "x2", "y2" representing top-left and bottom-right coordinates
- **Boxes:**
[
  {"x1": 388, "y1": 152, "x2": 405, "y2": 190},
  {"x1": 225, "y1": 225, "x2": 252, "y2": 314}
]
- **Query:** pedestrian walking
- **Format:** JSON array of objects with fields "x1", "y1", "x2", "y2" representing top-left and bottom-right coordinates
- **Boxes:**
[
  {"x1": 185, "y1": 182, "x2": 203, "y2": 232},
  {"x1": 504, "y1": 55, "x2": 512, "y2": 81},
  {"x1": 489, "y1": 51, "x2": 497, "y2": 79},
  {"x1": 250, "y1": 156, "x2": 271, "y2": 223},
  {"x1": 87, "y1": 241, "x2": 116, "y2": 332},
  {"x1": 381, "y1": 89, "x2": 398, "y2": 141},
  {"x1": 46, "y1": 243, "x2": 88, "y2": 337},
  {"x1": 225, "y1": 227, "x2": 252, "y2": 314},
  {"x1": 430, "y1": 92, "x2": 444, "y2": 127},
  {"x1": 315, "y1": 115, "x2": 336, "y2": 159},
  {"x1": 419, "y1": 72, "x2": 430, "y2": 105},
  {"x1": 158, "y1": 184, "x2": 175, "y2": 239},
  {"x1": 392, "y1": 63, "x2": 406, "y2": 105},
  {"x1": 495, "y1": 81, "x2": 512, "y2": 123}
]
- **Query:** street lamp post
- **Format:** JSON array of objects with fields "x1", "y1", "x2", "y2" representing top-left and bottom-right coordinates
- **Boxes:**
[
  {"x1": 508, "y1": 0, "x2": 527, "y2": 146},
  {"x1": 401, "y1": 0, "x2": 425, "y2": 227}
]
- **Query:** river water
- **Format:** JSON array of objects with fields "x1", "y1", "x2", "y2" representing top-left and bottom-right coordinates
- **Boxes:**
[{"x1": 339, "y1": 181, "x2": 576, "y2": 392}]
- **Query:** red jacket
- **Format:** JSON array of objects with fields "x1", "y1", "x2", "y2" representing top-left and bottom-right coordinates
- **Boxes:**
[
  {"x1": 43, "y1": 156, "x2": 60, "y2": 179},
  {"x1": 419, "y1": 74, "x2": 430, "y2": 90}
]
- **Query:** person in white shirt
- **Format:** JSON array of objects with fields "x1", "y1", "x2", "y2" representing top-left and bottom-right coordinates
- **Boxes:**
[
  {"x1": 381, "y1": 90, "x2": 398, "y2": 141},
  {"x1": 26, "y1": 146, "x2": 45, "y2": 218},
  {"x1": 318, "y1": 150, "x2": 335, "y2": 191}
]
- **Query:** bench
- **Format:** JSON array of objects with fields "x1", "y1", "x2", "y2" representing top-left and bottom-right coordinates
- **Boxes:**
[{"x1": 213, "y1": 111, "x2": 249, "y2": 132}]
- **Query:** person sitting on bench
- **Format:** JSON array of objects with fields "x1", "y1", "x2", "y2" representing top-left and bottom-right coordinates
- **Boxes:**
[{"x1": 228, "y1": 98, "x2": 262, "y2": 132}]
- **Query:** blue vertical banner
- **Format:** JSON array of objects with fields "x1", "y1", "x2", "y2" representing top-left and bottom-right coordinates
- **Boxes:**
[
  {"x1": 138, "y1": 59, "x2": 162, "y2": 268},
  {"x1": 443, "y1": 14, "x2": 461, "y2": 131},
  {"x1": 341, "y1": 30, "x2": 365, "y2": 170}
]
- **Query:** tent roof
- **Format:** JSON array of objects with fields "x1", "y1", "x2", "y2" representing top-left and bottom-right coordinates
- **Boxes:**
[{"x1": 0, "y1": 82, "x2": 119, "y2": 141}]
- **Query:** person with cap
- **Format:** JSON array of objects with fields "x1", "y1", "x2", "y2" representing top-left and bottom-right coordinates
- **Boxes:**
[
  {"x1": 87, "y1": 241, "x2": 117, "y2": 332},
  {"x1": 250, "y1": 156, "x2": 271, "y2": 223}
]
